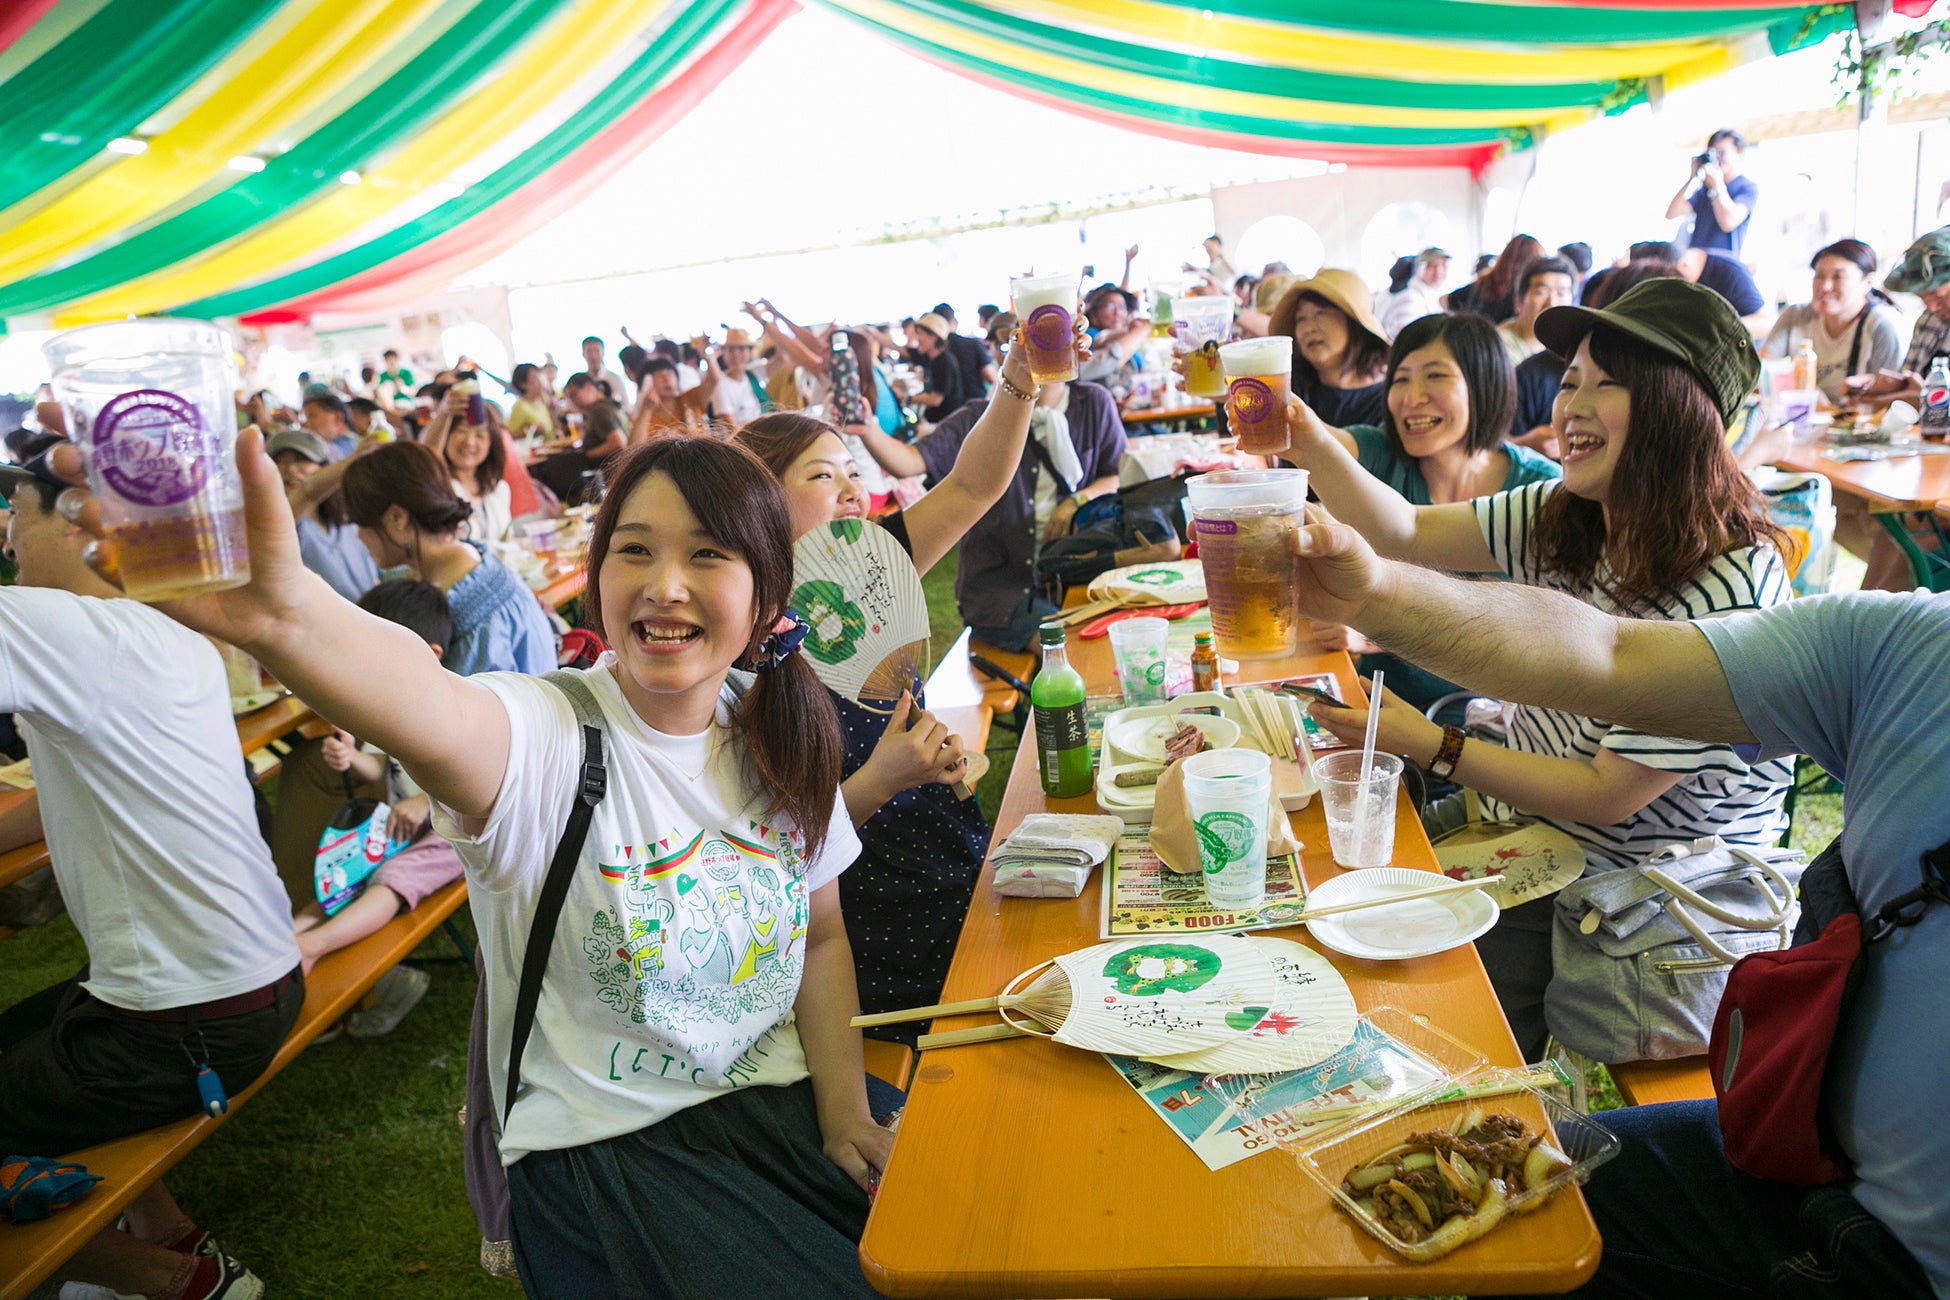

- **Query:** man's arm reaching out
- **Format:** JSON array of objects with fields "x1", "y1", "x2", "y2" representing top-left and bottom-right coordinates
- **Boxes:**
[{"x1": 1294, "y1": 504, "x2": 1755, "y2": 745}]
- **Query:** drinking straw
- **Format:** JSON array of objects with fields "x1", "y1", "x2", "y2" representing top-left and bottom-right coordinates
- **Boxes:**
[{"x1": 1358, "y1": 669, "x2": 1385, "y2": 842}]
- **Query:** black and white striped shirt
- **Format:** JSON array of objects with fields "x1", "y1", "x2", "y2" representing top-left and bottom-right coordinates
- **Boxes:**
[{"x1": 1470, "y1": 482, "x2": 1794, "y2": 873}]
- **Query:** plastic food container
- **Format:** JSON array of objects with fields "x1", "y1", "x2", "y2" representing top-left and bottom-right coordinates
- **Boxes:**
[{"x1": 1205, "y1": 1008, "x2": 1617, "y2": 1263}]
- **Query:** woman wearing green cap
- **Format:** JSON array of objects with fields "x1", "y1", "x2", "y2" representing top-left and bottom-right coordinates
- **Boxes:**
[{"x1": 1285, "y1": 278, "x2": 1794, "y2": 1059}]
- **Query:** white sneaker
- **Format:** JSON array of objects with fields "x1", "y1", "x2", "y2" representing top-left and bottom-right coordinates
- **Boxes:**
[
  {"x1": 61, "y1": 1284, "x2": 135, "y2": 1299},
  {"x1": 346, "y1": 965, "x2": 432, "y2": 1038}
]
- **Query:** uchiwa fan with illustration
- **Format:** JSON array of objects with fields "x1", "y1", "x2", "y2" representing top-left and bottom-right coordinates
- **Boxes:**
[
  {"x1": 852, "y1": 935, "x2": 1353, "y2": 1065},
  {"x1": 790, "y1": 518, "x2": 932, "y2": 710}
]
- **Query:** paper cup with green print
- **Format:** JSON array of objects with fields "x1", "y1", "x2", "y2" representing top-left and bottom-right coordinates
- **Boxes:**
[{"x1": 1182, "y1": 749, "x2": 1273, "y2": 910}]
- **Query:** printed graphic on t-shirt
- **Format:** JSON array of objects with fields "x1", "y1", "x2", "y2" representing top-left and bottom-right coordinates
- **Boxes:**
[{"x1": 579, "y1": 818, "x2": 811, "y2": 1081}]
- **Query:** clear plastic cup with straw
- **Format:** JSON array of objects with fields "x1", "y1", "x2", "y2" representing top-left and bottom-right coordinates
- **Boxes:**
[{"x1": 1182, "y1": 749, "x2": 1272, "y2": 909}]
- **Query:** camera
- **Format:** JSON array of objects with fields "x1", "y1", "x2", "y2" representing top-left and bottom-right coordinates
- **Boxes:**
[{"x1": 1694, "y1": 152, "x2": 1712, "y2": 166}]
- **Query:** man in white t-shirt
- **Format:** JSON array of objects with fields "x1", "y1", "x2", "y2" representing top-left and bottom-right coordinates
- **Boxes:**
[{"x1": 0, "y1": 445, "x2": 299, "y2": 1300}]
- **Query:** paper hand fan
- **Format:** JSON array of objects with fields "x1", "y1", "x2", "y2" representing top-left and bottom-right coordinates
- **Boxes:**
[
  {"x1": 790, "y1": 519, "x2": 932, "y2": 710},
  {"x1": 1146, "y1": 937, "x2": 1357, "y2": 1074}
]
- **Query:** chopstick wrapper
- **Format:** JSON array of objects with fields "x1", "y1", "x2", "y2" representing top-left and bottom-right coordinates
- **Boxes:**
[
  {"x1": 1150, "y1": 759, "x2": 1300, "y2": 875},
  {"x1": 991, "y1": 813, "x2": 1124, "y2": 898}
]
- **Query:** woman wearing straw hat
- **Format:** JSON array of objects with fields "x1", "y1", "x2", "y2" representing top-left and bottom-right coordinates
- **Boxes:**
[
  {"x1": 1293, "y1": 279, "x2": 1794, "y2": 1059},
  {"x1": 1264, "y1": 269, "x2": 1392, "y2": 428}
]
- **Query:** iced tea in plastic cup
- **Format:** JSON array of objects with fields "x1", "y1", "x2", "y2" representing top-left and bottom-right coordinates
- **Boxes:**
[
  {"x1": 1220, "y1": 337, "x2": 1293, "y2": 454},
  {"x1": 1011, "y1": 273, "x2": 1079, "y2": 384},
  {"x1": 44, "y1": 319, "x2": 249, "y2": 603},
  {"x1": 1173, "y1": 296, "x2": 1233, "y2": 400},
  {"x1": 1187, "y1": 468, "x2": 1308, "y2": 660}
]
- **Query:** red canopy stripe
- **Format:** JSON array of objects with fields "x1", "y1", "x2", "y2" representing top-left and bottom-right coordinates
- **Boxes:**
[{"x1": 0, "y1": 0, "x2": 61, "y2": 55}]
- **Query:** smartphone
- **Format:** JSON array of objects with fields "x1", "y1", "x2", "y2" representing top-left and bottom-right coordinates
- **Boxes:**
[{"x1": 1279, "y1": 682, "x2": 1343, "y2": 707}]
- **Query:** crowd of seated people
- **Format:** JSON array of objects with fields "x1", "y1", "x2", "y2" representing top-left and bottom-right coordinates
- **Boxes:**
[{"x1": 8, "y1": 152, "x2": 1950, "y2": 1298}]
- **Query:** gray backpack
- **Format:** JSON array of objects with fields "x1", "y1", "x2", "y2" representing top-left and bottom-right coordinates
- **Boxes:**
[{"x1": 1545, "y1": 837, "x2": 1804, "y2": 1063}]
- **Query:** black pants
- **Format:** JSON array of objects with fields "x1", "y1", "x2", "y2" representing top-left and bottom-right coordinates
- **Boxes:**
[{"x1": 0, "y1": 966, "x2": 303, "y2": 1155}]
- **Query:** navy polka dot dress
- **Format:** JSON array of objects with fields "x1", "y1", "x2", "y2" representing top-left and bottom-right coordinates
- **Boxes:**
[
  {"x1": 833, "y1": 691, "x2": 991, "y2": 1045},
  {"x1": 830, "y1": 516, "x2": 991, "y2": 1043}
]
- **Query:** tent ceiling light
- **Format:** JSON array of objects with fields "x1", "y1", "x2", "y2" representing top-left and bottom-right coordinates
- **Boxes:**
[
  {"x1": 105, "y1": 138, "x2": 149, "y2": 156},
  {"x1": 227, "y1": 155, "x2": 266, "y2": 174},
  {"x1": 339, "y1": 170, "x2": 362, "y2": 185}
]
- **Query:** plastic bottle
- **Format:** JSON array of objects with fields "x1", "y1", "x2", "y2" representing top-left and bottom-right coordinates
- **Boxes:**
[
  {"x1": 1922, "y1": 356, "x2": 1950, "y2": 441},
  {"x1": 1189, "y1": 631, "x2": 1219, "y2": 694},
  {"x1": 1031, "y1": 623, "x2": 1093, "y2": 798},
  {"x1": 1792, "y1": 339, "x2": 1818, "y2": 394}
]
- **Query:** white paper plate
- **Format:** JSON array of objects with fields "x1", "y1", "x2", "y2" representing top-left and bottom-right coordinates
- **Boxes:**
[
  {"x1": 231, "y1": 690, "x2": 286, "y2": 715},
  {"x1": 1303, "y1": 867, "x2": 1499, "y2": 961},
  {"x1": 1103, "y1": 710, "x2": 1239, "y2": 764}
]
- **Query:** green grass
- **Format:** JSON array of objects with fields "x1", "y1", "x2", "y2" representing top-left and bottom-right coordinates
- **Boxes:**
[{"x1": 5, "y1": 556, "x2": 1848, "y2": 1296}]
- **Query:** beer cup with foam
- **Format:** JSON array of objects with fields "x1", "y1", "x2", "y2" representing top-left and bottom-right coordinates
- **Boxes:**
[
  {"x1": 1011, "y1": 273, "x2": 1080, "y2": 385},
  {"x1": 1186, "y1": 469, "x2": 1309, "y2": 661},
  {"x1": 1220, "y1": 337, "x2": 1293, "y2": 454}
]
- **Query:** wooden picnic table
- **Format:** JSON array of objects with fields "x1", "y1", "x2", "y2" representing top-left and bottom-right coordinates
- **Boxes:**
[
  {"x1": 858, "y1": 622, "x2": 1601, "y2": 1298},
  {"x1": 1122, "y1": 399, "x2": 1219, "y2": 431},
  {"x1": 1772, "y1": 437, "x2": 1950, "y2": 512}
]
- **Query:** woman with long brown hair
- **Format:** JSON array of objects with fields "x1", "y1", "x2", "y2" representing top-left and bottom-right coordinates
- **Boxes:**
[
  {"x1": 1289, "y1": 279, "x2": 1794, "y2": 1057},
  {"x1": 83, "y1": 429, "x2": 897, "y2": 1294},
  {"x1": 1447, "y1": 233, "x2": 1545, "y2": 324}
]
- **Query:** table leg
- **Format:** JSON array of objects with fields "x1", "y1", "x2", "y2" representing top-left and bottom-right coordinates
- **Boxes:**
[{"x1": 1875, "y1": 510, "x2": 1950, "y2": 591}]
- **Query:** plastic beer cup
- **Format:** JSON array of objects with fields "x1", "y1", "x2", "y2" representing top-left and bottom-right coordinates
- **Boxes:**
[
  {"x1": 1220, "y1": 337, "x2": 1294, "y2": 454},
  {"x1": 44, "y1": 319, "x2": 249, "y2": 603},
  {"x1": 1011, "y1": 273, "x2": 1079, "y2": 384},
  {"x1": 1107, "y1": 615, "x2": 1169, "y2": 705},
  {"x1": 1185, "y1": 469, "x2": 1309, "y2": 660},
  {"x1": 1182, "y1": 749, "x2": 1272, "y2": 910},
  {"x1": 1172, "y1": 296, "x2": 1234, "y2": 400}
]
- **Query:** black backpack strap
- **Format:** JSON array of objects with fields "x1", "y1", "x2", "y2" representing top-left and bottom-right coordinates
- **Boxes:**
[
  {"x1": 1027, "y1": 433, "x2": 1075, "y2": 498},
  {"x1": 503, "y1": 671, "x2": 609, "y2": 1124}
]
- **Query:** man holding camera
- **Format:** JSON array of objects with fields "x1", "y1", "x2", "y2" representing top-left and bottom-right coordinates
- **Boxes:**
[{"x1": 1666, "y1": 128, "x2": 1757, "y2": 258}]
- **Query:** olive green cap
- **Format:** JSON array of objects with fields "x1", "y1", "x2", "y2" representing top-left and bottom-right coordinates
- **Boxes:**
[{"x1": 1535, "y1": 277, "x2": 1759, "y2": 425}]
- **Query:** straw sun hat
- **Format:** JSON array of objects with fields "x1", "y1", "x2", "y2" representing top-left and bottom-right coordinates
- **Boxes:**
[{"x1": 1267, "y1": 269, "x2": 1389, "y2": 353}]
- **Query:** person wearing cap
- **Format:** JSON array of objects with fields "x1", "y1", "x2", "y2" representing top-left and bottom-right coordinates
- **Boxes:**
[
  {"x1": 1843, "y1": 222, "x2": 1950, "y2": 411},
  {"x1": 1265, "y1": 435, "x2": 1948, "y2": 1298},
  {"x1": 1382, "y1": 247, "x2": 1452, "y2": 339},
  {"x1": 710, "y1": 328, "x2": 769, "y2": 428},
  {"x1": 0, "y1": 442, "x2": 300, "y2": 1300},
  {"x1": 267, "y1": 426, "x2": 380, "y2": 602},
  {"x1": 1292, "y1": 279, "x2": 1793, "y2": 1060},
  {"x1": 1266, "y1": 269, "x2": 1393, "y2": 427},
  {"x1": 907, "y1": 313, "x2": 970, "y2": 419}
]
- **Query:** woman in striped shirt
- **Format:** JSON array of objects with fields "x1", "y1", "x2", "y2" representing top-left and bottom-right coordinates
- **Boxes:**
[{"x1": 1290, "y1": 279, "x2": 1793, "y2": 1058}]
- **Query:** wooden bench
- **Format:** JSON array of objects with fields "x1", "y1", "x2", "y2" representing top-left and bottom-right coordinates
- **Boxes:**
[
  {"x1": 0, "y1": 880, "x2": 469, "y2": 1300},
  {"x1": 1610, "y1": 1056, "x2": 1716, "y2": 1108},
  {"x1": 862, "y1": 1038, "x2": 916, "y2": 1092},
  {"x1": 925, "y1": 629, "x2": 1032, "y2": 728}
]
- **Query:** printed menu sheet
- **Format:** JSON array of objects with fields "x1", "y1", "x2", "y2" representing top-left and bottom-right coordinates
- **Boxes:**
[{"x1": 1100, "y1": 834, "x2": 1306, "y2": 938}]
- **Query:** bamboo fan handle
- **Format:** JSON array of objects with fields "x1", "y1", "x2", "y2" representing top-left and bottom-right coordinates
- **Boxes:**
[
  {"x1": 1299, "y1": 874, "x2": 1490, "y2": 922},
  {"x1": 917, "y1": 1022, "x2": 1029, "y2": 1050},
  {"x1": 851, "y1": 994, "x2": 1005, "y2": 1028}
]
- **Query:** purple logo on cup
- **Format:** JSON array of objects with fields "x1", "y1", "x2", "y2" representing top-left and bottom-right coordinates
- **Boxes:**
[
  {"x1": 1195, "y1": 519, "x2": 1238, "y2": 536},
  {"x1": 1229, "y1": 376, "x2": 1276, "y2": 424},
  {"x1": 1025, "y1": 304, "x2": 1072, "y2": 352},
  {"x1": 89, "y1": 389, "x2": 209, "y2": 507}
]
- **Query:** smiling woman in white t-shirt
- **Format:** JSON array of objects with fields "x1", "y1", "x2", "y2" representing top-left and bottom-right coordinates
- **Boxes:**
[{"x1": 96, "y1": 431, "x2": 891, "y2": 1295}]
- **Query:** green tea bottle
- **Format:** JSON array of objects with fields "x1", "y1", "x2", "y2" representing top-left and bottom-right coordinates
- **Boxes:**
[{"x1": 1032, "y1": 623, "x2": 1093, "y2": 798}]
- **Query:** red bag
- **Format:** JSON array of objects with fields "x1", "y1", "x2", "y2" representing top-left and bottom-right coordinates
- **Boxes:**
[{"x1": 1711, "y1": 836, "x2": 1948, "y2": 1186}]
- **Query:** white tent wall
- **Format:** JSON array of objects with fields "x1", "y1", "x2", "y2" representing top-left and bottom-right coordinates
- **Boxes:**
[{"x1": 1211, "y1": 168, "x2": 1483, "y2": 288}]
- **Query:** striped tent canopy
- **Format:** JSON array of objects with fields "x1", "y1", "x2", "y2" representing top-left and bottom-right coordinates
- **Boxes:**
[{"x1": 0, "y1": 0, "x2": 1887, "y2": 325}]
